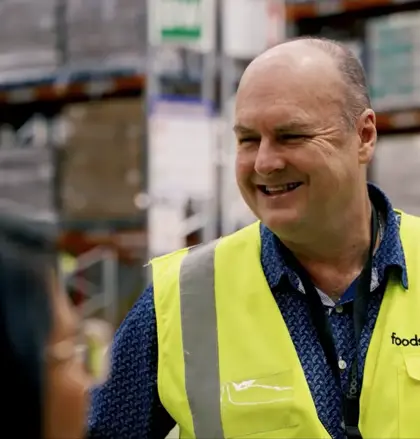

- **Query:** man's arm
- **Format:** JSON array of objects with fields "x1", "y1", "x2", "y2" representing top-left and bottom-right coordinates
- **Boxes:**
[{"x1": 88, "y1": 285, "x2": 176, "y2": 439}]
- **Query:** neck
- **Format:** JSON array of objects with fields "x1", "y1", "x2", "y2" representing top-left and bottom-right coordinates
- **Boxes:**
[{"x1": 282, "y1": 188, "x2": 375, "y2": 299}]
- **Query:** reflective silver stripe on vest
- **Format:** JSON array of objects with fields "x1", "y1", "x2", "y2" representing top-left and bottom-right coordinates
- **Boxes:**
[{"x1": 179, "y1": 240, "x2": 224, "y2": 438}]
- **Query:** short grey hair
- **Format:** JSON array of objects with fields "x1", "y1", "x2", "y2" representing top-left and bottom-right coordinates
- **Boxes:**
[{"x1": 288, "y1": 36, "x2": 371, "y2": 128}]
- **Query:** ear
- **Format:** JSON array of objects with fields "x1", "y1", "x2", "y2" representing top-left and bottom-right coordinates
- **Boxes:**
[{"x1": 357, "y1": 109, "x2": 376, "y2": 165}]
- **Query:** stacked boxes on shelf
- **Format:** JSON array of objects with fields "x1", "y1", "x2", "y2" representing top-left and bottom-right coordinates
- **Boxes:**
[
  {"x1": 366, "y1": 11, "x2": 420, "y2": 111},
  {"x1": 0, "y1": 114, "x2": 56, "y2": 222},
  {"x1": 0, "y1": 142, "x2": 55, "y2": 222},
  {"x1": 65, "y1": 0, "x2": 147, "y2": 67},
  {"x1": 59, "y1": 98, "x2": 145, "y2": 222},
  {"x1": 0, "y1": 0, "x2": 58, "y2": 73}
]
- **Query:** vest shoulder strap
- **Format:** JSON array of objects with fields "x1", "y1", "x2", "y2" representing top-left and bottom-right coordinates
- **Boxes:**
[
  {"x1": 151, "y1": 246, "x2": 190, "y2": 285},
  {"x1": 394, "y1": 211, "x2": 420, "y2": 280},
  {"x1": 399, "y1": 210, "x2": 420, "y2": 237},
  {"x1": 151, "y1": 221, "x2": 261, "y2": 276}
]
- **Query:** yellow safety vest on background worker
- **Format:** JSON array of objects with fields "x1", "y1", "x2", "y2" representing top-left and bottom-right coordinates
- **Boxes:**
[{"x1": 152, "y1": 211, "x2": 420, "y2": 439}]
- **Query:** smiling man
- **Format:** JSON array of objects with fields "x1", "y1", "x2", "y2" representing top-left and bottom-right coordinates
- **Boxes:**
[
  {"x1": 88, "y1": 37, "x2": 420, "y2": 439},
  {"x1": 234, "y1": 39, "x2": 377, "y2": 299}
]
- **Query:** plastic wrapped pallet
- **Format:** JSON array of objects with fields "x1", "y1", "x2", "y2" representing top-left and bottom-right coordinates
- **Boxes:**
[
  {"x1": 0, "y1": 0, "x2": 58, "y2": 73},
  {"x1": 366, "y1": 11, "x2": 420, "y2": 111},
  {"x1": 374, "y1": 134, "x2": 420, "y2": 216},
  {"x1": 65, "y1": 0, "x2": 147, "y2": 67},
  {"x1": 59, "y1": 98, "x2": 145, "y2": 221},
  {"x1": 0, "y1": 115, "x2": 56, "y2": 222}
]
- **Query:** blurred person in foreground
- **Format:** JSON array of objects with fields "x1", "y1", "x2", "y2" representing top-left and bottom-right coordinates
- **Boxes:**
[
  {"x1": 88, "y1": 37, "x2": 420, "y2": 439},
  {"x1": 0, "y1": 217, "x2": 103, "y2": 439}
]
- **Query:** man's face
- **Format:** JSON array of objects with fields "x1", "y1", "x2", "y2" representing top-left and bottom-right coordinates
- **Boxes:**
[{"x1": 234, "y1": 49, "x2": 373, "y2": 237}]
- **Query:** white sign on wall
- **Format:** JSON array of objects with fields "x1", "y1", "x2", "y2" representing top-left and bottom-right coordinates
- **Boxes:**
[
  {"x1": 147, "y1": 0, "x2": 216, "y2": 52},
  {"x1": 222, "y1": 0, "x2": 286, "y2": 59},
  {"x1": 148, "y1": 98, "x2": 216, "y2": 255}
]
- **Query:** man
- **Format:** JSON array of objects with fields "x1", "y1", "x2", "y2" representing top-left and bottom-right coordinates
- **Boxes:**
[{"x1": 88, "y1": 37, "x2": 420, "y2": 439}]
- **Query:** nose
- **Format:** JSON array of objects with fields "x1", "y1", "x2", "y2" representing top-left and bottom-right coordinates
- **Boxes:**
[{"x1": 254, "y1": 139, "x2": 286, "y2": 176}]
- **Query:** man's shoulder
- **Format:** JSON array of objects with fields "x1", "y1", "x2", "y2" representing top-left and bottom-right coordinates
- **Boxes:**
[
  {"x1": 151, "y1": 226, "x2": 252, "y2": 263},
  {"x1": 398, "y1": 210, "x2": 420, "y2": 228},
  {"x1": 131, "y1": 283, "x2": 155, "y2": 314},
  {"x1": 151, "y1": 222, "x2": 262, "y2": 281},
  {"x1": 88, "y1": 282, "x2": 169, "y2": 439},
  {"x1": 114, "y1": 283, "x2": 156, "y2": 340},
  {"x1": 395, "y1": 211, "x2": 420, "y2": 252}
]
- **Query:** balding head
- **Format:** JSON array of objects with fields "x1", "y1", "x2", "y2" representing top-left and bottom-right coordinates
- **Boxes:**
[
  {"x1": 234, "y1": 37, "x2": 377, "y2": 240},
  {"x1": 238, "y1": 37, "x2": 371, "y2": 129}
]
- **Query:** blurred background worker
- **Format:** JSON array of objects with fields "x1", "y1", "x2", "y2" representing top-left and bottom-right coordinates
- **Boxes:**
[
  {"x1": 0, "y1": 216, "x2": 110, "y2": 439},
  {"x1": 88, "y1": 38, "x2": 420, "y2": 439},
  {"x1": 3, "y1": 1, "x2": 420, "y2": 439}
]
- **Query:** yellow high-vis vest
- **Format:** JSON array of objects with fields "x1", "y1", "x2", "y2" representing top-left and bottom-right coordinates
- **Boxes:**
[{"x1": 152, "y1": 211, "x2": 420, "y2": 439}]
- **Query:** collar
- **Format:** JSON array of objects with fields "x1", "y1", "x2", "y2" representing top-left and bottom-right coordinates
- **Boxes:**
[{"x1": 260, "y1": 183, "x2": 408, "y2": 292}]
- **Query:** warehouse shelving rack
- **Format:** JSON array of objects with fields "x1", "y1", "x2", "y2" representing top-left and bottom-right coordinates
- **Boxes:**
[
  {"x1": 287, "y1": 0, "x2": 420, "y2": 133},
  {"x1": 4, "y1": 0, "x2": 420, "y2": 321},
  {"x1": 0, "y1": 0, "x2": 148, "y2": 323}
]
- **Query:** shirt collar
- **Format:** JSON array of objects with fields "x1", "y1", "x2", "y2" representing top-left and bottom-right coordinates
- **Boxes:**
[{"x1": 260, "y1": 183, "x2": 408, "y2": 291}]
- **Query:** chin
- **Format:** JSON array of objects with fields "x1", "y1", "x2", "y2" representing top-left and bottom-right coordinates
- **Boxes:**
[{"x1": 260, "y1": 209, "x2": 303, "y2": 234}]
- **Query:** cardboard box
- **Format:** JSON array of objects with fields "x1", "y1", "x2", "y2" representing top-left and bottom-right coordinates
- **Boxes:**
[{"x1": 59, "y1": 98, "x2": 145, "y2": 221}]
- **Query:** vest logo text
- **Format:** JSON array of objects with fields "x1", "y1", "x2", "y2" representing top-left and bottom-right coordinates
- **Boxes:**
[{"x1": 391, "y1": 332, "x2": 420, "y2": 346}]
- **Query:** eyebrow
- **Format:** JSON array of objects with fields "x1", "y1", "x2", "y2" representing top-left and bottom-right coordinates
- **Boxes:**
[
  {"x1": 232, "y1": 125, "x2": 258, "y2": 135},
  {"x1": 273, "y1": 122, "x2": 313, "y2": 133},
  {"x1": 233, "y1": 122, "x2": 313, "y2": 135}
]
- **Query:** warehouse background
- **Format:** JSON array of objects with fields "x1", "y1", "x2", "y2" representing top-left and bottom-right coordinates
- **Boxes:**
[{"x1": 1, "y1": 0, "x2": 419, "y2": 350}]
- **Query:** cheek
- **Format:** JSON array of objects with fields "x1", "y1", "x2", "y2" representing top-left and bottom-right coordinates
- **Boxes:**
[
  {"x1": 300, "y1": 141, "x2": 342, "y2": 175},
  {"x1": 306, "y1": 143, "x2": 358, "y2": 192},
  {"x1": 235, "y1": 151, "x2": 256, "y2": 181}
]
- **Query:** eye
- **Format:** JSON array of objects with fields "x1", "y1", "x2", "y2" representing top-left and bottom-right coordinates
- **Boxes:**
[
  {"x1": 278, "y1": 134, "x2": 306, "y2": 141},
  {"x1": 238, "y1": 138, "x2": 259, "y2": 145}
]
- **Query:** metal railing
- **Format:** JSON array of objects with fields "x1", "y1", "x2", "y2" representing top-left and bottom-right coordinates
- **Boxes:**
[{"x1": 60, "y1": 245, "x2": 119, "y2": 328}]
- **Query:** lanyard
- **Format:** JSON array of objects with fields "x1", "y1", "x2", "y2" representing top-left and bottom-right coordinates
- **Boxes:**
[{"x1": 279, "y1": 205, "x2": 379, "y2": 439}]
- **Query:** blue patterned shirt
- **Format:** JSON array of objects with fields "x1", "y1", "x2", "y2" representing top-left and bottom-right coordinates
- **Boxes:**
[{"x1": 88, "y1": 184, "x2": 407, "y2": 439}]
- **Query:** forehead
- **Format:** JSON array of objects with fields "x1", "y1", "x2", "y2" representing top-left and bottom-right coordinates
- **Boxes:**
[{"x1": 235, "y1": 55, "x2": 344, "y2": 130}]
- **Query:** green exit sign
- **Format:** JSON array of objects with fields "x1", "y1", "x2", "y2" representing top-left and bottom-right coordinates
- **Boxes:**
[{"x1": 159, "y1": 0, "x2": 202, "y2": 42}]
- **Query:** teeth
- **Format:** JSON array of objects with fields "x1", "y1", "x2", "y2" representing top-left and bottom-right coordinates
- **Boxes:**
[{"x1": 265, "y1": 183, "x2": 300, "y2": 194}]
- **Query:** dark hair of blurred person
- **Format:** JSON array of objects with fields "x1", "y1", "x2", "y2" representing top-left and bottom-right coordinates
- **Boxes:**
[
  {"x1": 0, "y1": 218, "x2": 53, "y2": 439},
  {"x1": 0, "y1": 217, "x2": 92, "y2": 439}
]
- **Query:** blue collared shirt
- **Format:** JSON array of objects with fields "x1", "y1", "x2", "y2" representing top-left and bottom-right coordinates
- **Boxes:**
[{"x1": 88, "y1": 184, "x2": 407, "y2": 439}]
